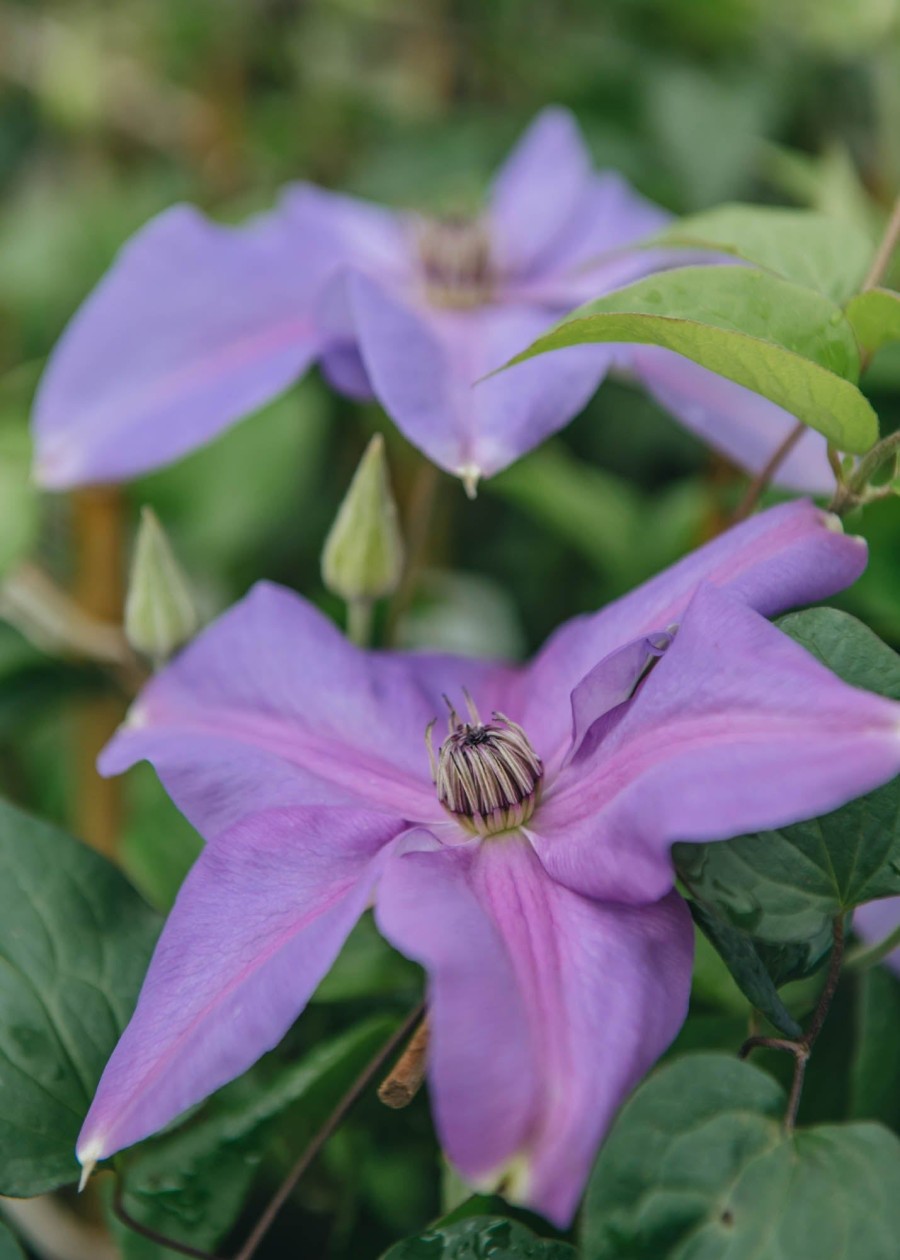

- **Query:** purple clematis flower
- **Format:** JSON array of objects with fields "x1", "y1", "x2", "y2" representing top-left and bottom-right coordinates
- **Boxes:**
[
  {"x1": 75, "y1": 502, "x2": 900, "y2": 1225},
  {"x1": 33, "y1": 108, "x2": 832, "y2": 495}
]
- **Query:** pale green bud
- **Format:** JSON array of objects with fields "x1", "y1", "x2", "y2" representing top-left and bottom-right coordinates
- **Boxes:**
[
  {"x1": 125, "y1": 507, "x2": 198, "y2": 664},
  {"x1": 321, "y1": 435, "x2": 405, "y2": 605}
]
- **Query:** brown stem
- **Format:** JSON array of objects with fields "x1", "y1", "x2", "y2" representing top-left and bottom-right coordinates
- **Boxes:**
[
  {"x1": 783, "y1": 1053, "x2": 811, "y2": 1131},
  {"x1": 231, "y1": 1002, "x2": 425, "y2": 1260},
  {"x1": 378, "y1": 1017, "x2": 429, "y2": 1108},
  {"x1": 72, "y1": 488, "x2": 126, "y2": 858},
  {"x1": 730, "y1": 420, "x2": 806, "y2": 526},
  {"x1": 738, "y1": 915, "x2": 845, "y2": 1131},
  {"x1": 801, "y1": 914, "x2": 845, "y2": 1052},
  {"x1": 113, "y1": 1181, "x2": 219, "y2": 1260},
  {"x1": 861, "y1": 194, "x2": 900, "y2": 292},
  {"x1": 111, "y1": 1003, "x2": 426, "y2": 1260}
]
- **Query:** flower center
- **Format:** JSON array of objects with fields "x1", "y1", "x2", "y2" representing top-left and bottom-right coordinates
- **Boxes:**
[
  {"x1": 427, "y1": 692, "x2": 543, "y2": 837},
  {"x1": 416, "y1": 216, "x2": 493, "y2": 309}
]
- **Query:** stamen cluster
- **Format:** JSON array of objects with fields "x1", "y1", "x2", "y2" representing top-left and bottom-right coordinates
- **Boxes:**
[
  {"x1": 416, "y1": 216, "x2": 493, "y2": 309},
  {"x1": 428, "y1": 695, "x2": 543, "y2": 836}
]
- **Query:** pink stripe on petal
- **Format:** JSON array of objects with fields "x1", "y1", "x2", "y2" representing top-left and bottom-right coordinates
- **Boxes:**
[
  {"x1": 517, "y1": 500, "x2": 867, "y2": 766},
  {"x1": 376, "y1": 839, "x2": 693, "y2": 1226},
  {"x1": 33, "y1": 206, "x2": 320, "y2": 487}
]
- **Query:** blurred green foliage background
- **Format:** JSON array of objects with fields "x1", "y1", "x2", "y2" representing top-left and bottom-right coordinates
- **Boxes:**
[{"x1": 3, "y1": 2, "x2": 900, "y2": 1256}]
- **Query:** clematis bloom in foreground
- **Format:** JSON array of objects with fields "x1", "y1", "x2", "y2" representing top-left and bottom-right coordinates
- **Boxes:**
[
  {"x1": 33, "y1": 108, "x2": 831, "y2": 494},
  {"x1": 76, "y1": 502, "x2": 900, "y2": 1225}
]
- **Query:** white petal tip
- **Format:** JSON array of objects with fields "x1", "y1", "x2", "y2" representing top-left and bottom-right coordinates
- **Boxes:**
[
  {"x1": 819, "y1": 510, "x2": 846, "y2": 535},
  {"x1": 77, "y1": 1158, "x2": 97, "y2": 1193},
  {"x1": 123, "y1": 700, "x2": 150, "y2": 729},
  {"x1": 458, "y1": 465, "x2": 481, "y2": 499}
]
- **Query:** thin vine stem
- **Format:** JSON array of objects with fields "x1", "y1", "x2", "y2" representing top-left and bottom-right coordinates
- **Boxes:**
[
  {"x1": 729, "y1": 419, "x2": 806, "y2": 525},
  {"x1": 739, "y1": 915, "x2": 845, "y2": 1130},
  {"x1": 860, "y1": 193, "x2": 900, "y2": 292},
  {"x1": 735, "y1": 191, "x2": 900, "y2": 522},
  {"x1": 112, "y1": 1002, "x2": 426, "y2": 1260},
  {"x1": 232, "y1": 1001, "x2": 424, "y2": 1260}
]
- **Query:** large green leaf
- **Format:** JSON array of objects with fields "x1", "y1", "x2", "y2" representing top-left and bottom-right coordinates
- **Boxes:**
[
  {"x1": 582, "y1": 1053, "x2": 900, "y2": 1260},
  {"x1": 507, "y1": 266, "x2": 878, "y2": 452},
  {"x1": 0, "y1": 1223, "x2": 25, "y2": 1260},
  {"x1": 689, "y1": 902, "x2": 807, "y2": 1037},
  {"x1": 0, "y1": 800, "x2": 160, "y2": 1196},
  {"x1": 381, "y1": 1217, "x2": 576, "y2": 1259},
  {"x1": 655, "y1": 204, "x2": 874, "y2": 301},
  {"x1": 114, "y1": 1017, "x2": 397, "y2": 1258},
  {"x1": 675, "y1": 609, "x2": 900, "y2": 943},
  {"x1": 845, "y1": 287, "x2": 900, "y2": 356}
]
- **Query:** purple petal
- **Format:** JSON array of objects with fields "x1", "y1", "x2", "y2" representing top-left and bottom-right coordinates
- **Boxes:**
[
  {"x1": 33, "y1": 206, "x2": 321, "y2": 488},
  {"x1": 511, "y1": 174, "x2": 678, "y2": 306},
  {"x1": 489, "y1": 107, "x2": 594, "y2": 278},
  {"x1": 854, "y1": 898, "x2": 900, "y2": 976},
  {"x1": 516, "y1": 500, "x2": 867, "y2": 767},
  {"x1": 533, "y1": 583, "x2": 900, "y2": 903},
  {"x1": 344, "y1": 271, "x2": 612, "y2": 482},
  {"x1": 375, "y1": 846, "x2": 539, "y2": 1190},
  {"x1": 567, "y1": 631, "x2": 673, "y2": 765},
  {"x1": 101, "y1": 582, "x2": 511, "y2": 836},
  {"x1": 279, "y1": 182, "x2": 412, "y2": 281},
  {"x1": 626, "y1": 345, "x2": 835, "y2": 493},
  {"x1": 376, "y1": 839, "x2": 693, "y2": 1226},
  {"x1": 77, "y1": 806, "x2": 403, "y2": 1165}
]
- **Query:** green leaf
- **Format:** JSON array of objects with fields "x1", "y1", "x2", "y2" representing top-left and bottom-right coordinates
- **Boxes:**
[
  {"x1": 0, "y1": 1222, "x2": 25, "y2": 1260},
  {"x1": 381, "y1": 1216, "x2": 576, "y2": 1260},
  {"x1": 675, "y1": 609, "x2": 900, "y2": 943},
  {"x1": 508, "y1": 266, "x2": 878, "y2": 453},
  {"x1": 778, "y1": 606, "x2": 900, "y2": 698},
  {"x1": 114, "y1": 1017, "x2": 397, "y2": 1258},
  {"x1": 689, "y1": 901, "x2": 805, "y2": 1036},
  {"x1": 850, "y1": 965, "x2": 900, "y2": 1129},
  {"x1": 0, "y1": 799, "x2": 160, "y2": 1196},
  {"x1": 845, "y1": 287, "x2": 900, "y2": 356},
  {"x1": 582, "y1": 1053, "x2": 900, "y2": 1260},
  {"x1": 655, "y1": 204, "x2": 874, "y2": 301}
]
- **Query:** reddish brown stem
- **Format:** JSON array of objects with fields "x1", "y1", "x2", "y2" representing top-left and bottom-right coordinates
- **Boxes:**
[
  {"x1": 730, "y1": 420, "x2": 806, "y2": 526},
  {"x1": 112, "y1": 1003, "x2": 426, "y2": 1260},
  {"x1": 739, "y1": 916, "x2": 845, "y2": 1130},
  {"x1": 72, "y1": 488, "x2": 126, "y2": 858},
  {"x1": 378, "y1": 1017, "x2": 429, "y2": 1108}
]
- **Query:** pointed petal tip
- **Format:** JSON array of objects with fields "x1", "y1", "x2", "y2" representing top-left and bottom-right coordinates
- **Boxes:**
[
  {"x1": 76, "y1": 1141, "x2": 102, "y2": 1192},
  {"x1": 458, "y1": 465, "x2": 481, "y2": 499}
]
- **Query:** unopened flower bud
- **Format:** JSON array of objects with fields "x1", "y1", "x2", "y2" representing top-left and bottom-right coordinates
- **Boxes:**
[
  {"x1": 321, "y1": 435, "x2": 404, "y2": 605},
  {"x1": 125, "y1": 507, "x2": 198, "y2": 664}
]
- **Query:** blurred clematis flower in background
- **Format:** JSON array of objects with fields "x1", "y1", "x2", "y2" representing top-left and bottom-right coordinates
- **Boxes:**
[
  {"x1": 76, "y1": 502, "x2": 900, "y2": 1225},
  {"x1": 854, "y1": 897, "x2": 900, "y2": 975},
  {"x1": 32, "y1": 108, "x2": 832, "y2": 495}
]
